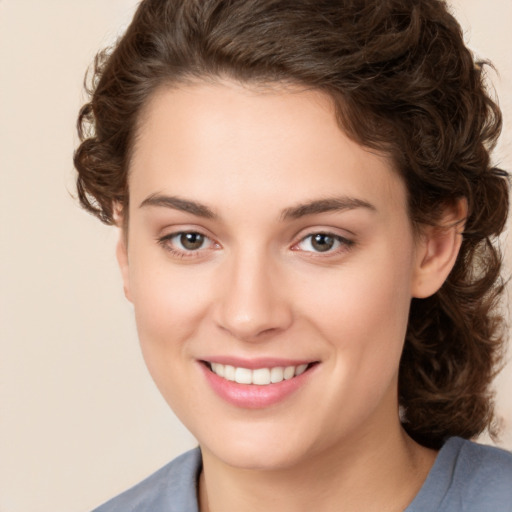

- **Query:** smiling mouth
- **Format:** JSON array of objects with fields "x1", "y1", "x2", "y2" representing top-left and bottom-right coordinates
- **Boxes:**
[{"x1": 204, "y1": 362, "x2": 316, "y2": 386}]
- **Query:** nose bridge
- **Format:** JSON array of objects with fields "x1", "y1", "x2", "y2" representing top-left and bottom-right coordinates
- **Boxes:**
[{"x1": 215, "y1": 243, "x2": 291, "y2": 341}]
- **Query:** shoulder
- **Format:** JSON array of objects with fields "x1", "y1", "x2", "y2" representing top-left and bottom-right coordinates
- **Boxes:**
[
  {"x1": 412, "y1": 437, "x2": 512, "y2": 512},
  {"x1": 91, "y1": 448, "x2": 202, "y2": 512},
  {"x1": 447, "y1": 437, "x2": 512, "y2": 503},
  {"x1": 438, "y1": 437, "x2": 512, "y2": 512}
]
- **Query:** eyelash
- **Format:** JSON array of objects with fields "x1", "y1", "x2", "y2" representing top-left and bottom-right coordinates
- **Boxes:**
[
  {"x1": 157, "y1": 231, "x2": 217, "y2": 259},
  {"x1": 292, "y1": 232, "x2": 354, "y2": 256},
  {"x1": 157, "y1": 230, "x2": 354, "y2": 259}
]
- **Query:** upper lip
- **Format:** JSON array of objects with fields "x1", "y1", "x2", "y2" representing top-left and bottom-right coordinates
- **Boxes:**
[{"x1": 200, "y1": 356, "x2": 318, "y2": 369}]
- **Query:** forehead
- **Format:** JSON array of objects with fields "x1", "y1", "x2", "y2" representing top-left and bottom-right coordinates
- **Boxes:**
[{"x1": 128, "y1": 80, "x2": 408, "y2": 219}]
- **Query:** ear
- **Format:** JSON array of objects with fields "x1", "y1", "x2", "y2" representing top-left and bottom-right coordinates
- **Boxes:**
[
  {"x1": 116, "y1": 230, "x2": 133, "y2": 303},
  {"x1": 411, "y1": 199, "x2": 467, "y2": 299}
]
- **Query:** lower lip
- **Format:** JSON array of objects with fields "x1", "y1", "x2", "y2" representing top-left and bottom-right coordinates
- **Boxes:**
[{"x1": 200, "y1": 363, "x2": 315, "y2": 409}]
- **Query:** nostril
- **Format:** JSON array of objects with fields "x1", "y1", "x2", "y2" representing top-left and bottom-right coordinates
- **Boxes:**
[
  {"x1": 213, "y1": 271, "x2": 293, "y2": 342},
  {"x1": 216, "y1": 322, "x2": 283, "y2": 343}
]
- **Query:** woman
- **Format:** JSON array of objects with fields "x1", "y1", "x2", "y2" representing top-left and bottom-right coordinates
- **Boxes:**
[{"x1": 75, "y1": 0, "x2": 512, "y2": 510}]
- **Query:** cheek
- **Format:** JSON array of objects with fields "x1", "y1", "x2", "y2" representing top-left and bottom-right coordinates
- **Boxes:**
[
  {"x1": 127, "y1": 253, "x2": 212, "y2": 358},
  {"x1": 305, "y1": 255, "x2": 411, "y2": 318},
  {"x1": 305, "y1": 253, "x2": 415, "y2": 426},
  {"x1": 127, "y1": 261, "x2": 212, "y2": 413},
  {"x1": 296, "y1": 245, "x2": 415, "y2": 369}
]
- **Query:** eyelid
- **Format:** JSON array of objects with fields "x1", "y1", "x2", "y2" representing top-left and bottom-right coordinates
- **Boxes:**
[
  {"x1": 156, "y1": 225, "x2": 354, "y2": 259},
  {"x1": 157, "y1": 228, "x2": 220, "y2": 258},
  {"x1": 291, "y1": 229, "x2": 355, "y2": 255}
]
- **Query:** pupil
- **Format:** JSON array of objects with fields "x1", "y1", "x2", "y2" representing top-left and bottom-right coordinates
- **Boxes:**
[
  {"x1": 312, "y1": 234, "x2": 334, "y2": 252},
  {"x1": 180, "y1": 233, "x2": 204, "y2": 250}
]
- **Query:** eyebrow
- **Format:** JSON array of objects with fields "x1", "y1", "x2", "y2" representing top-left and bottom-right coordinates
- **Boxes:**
[
  {"x1": 139, "y1": 193, "x2": 217, "y2": 219},
  {"x1": 139, "y1": 193, "x2": 376, "y2": 221},
  {"x1": 280, "y1": 197, "x2": 376, "y2": 220}
]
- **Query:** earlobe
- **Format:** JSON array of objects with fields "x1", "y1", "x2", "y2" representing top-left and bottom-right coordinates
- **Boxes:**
[
  {"x1": 411, "y1": 199, "x2": 467, "y2": 299},
  {"x1": 116, "y1": 231, "x2": 133, "y2": 302}
]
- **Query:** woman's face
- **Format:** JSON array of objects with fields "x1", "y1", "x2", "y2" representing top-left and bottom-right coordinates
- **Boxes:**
[{"x1": 119, "y1": 80, "x2": 425, "y2": 470}]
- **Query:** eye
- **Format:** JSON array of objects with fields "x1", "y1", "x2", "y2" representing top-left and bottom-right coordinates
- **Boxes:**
[
  {"x1": 294, "y1": 232, "x2": 353, "y2": 254},
  {"x1": 158, "y1": 231, "x2": 217, "y2": 257},
  {"x1": 174, "y1": 232, "x2": 207, "y2": 251}
]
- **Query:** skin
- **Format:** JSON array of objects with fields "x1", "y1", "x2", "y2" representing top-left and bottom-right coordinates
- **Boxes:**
[{"x1": 117, "y1": 80, "x2": 464, "y2": 512}]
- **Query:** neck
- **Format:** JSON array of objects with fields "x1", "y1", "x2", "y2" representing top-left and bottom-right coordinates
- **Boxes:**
[{"x1": 199, "y1": 422, "x2": 436, "y2": 512}]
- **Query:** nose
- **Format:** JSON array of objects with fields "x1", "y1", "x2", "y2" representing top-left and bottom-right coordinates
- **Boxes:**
[{"x1": 213, "y1": 249, "x2": 293, "y2": 342}]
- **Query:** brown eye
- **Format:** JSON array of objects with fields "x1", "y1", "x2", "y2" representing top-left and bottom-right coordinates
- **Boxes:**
[
  {"x1": 294, "y1": 232, "x2": 354, "y2": 254},
  {"x1": 158, "y1": 231, "x2": 218, "y2": 258},
  {"x1": 179, "y1": 232, "x2": 205, "y2": 250},
  {"x1": 310, "y1": 233, "x2": 335, "y2": 252}
]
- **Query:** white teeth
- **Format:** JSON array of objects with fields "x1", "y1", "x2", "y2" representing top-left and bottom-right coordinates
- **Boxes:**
[
  {"x1": 295, "y1": 364, "x2": 308, "y2": 376},
  {"x1": 252, "y1": 368, "x2": 271, "y2": 385},
  {"x1": 211, "y1": 362, "x2": 225, "y2": 377},
  {"x1": 235, "y1": 367, "x2": 252, "y2": 384},
  {"x1": 209, "y1": 362, "x2": 310, "y2": 385},
  {"x1": 283, "y1": 366, "x2": 295, "y2": 380},
  {"x1": 224, "y1": 365, "x2": 236, "y2": 381},
  {"x1": 270, "y1": 366, "x2": 284, "y2": 383}
]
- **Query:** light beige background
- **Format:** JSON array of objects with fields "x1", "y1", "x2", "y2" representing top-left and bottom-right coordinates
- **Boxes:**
[{"x1": 0, "y1": 1, "x2": 511, "y2": 511}]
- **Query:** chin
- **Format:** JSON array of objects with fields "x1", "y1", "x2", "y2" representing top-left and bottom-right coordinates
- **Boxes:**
[
  {"x1": 196, "y1": 420, "x2": 322, "y2": 472},
  {"x1": 210, "y1": 442, "x2": 306, "y2": 471}
]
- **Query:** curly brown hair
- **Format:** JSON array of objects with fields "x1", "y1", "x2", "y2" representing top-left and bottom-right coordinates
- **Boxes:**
[{"x1": 74, "y1": 0, "x2": 509, "y2": 449}]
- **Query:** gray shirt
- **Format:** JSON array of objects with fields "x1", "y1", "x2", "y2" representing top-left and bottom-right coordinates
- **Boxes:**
[{"x1": 92, "y1": 437, "x2": 512, "y2": 511}]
